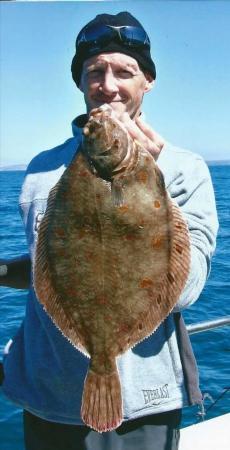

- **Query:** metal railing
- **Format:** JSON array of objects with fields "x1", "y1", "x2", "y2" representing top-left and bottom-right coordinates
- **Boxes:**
[
  {"x1": 0, "y1": 317, "x2": 229, "y2": 385},
  {"x1": 186, "y1": 316, "x2": 230, "y2": 335}
]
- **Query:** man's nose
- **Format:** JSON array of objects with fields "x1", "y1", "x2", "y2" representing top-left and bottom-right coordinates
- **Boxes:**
[{"x1": 100, "y1": 71, "x2": 119, "y2": 95}]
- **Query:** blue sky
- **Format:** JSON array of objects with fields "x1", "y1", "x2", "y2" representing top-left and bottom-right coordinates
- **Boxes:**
[{"x1": 0, "y1": 0, "x2": 230, "y2": 165}]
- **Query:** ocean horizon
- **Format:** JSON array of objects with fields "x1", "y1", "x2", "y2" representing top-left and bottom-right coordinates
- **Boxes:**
[{"x1": 1, "y1": 158, "x2": 230, "y2": 172}]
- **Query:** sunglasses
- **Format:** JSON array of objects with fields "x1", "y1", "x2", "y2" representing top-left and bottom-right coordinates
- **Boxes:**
[{"x1": 76, "y1": 24, "x2": 151, "y2": 52}]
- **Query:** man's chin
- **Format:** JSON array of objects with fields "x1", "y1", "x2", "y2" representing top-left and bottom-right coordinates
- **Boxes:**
[
  {"x1": 104, "y1": 101, "x2": 127, "y2": 115},
  {"x1": 88, "y1": 100, "x2": 130, "y2": 117}
]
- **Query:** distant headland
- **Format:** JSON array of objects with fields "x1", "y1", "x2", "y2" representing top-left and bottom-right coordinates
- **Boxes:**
[
  {"x1": 0, "y1": 164, "x2": 28, "y2": 171},
  {"x1": 206, "y1": 160, "x2": 230, "y2": 166}
]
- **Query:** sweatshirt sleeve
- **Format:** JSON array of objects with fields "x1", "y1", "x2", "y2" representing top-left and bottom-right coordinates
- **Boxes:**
[{"x1": 160, "y1": 148, "x2": 219, "y2": 311}]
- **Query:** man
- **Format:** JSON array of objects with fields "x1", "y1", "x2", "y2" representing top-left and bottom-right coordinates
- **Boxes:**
[{"x1": 1, "y1": 11, "x2": 218, "y2": 450}]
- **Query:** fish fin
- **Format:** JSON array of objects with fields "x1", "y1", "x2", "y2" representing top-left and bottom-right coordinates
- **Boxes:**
[
  {"x1": 111, "y1": 179, "x2": 124, "y2": 207},
  {"x1": 33, "y1": 180, "x2": 90, "y2": 358},
  {"x1": 81, "y1": 369, "x2": 123, "y2": 432}
]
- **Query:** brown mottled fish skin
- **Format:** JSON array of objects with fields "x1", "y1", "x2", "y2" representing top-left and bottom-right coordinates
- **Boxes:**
[{"x1": 34, "y1": 107, "x2": 190, "y2": 433}]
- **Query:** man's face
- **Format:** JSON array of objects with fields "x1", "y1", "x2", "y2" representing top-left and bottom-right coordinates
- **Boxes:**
[{"x1": 79, "y1": 52, "x2": 154, "y2": 119}]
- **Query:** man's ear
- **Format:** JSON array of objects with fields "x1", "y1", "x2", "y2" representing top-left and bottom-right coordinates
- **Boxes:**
[{"x1": 144, "y1": 72, "x2": 155, "y2": 93}]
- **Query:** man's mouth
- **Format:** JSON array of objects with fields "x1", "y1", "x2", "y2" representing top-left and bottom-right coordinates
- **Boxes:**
[{"x1": 93, "y1": 97, "x2": 125, "y2": 104}]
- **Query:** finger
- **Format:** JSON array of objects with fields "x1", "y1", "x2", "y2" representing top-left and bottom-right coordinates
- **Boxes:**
[
  {"x1": 122, "y1": 115, "x2": 158, "y2": 154},
  {"x1": 121, "y1": 113, "x2": 151, "y2": 143},
  {"x1": 135, "y1": 117, "x2": 157, "y2": 140},
  {"x1": 120, "y1": 113, "x2": 145, "y2": 141},
  {"x1": 145, "y1": 144, "x2": 162, "y2": 160},
  {"x1": 120, "y1": 114, "x2": 162, "y2": 160},
  {"x1": 135, "y1": 117, "x2": 165, "y2": 149}
]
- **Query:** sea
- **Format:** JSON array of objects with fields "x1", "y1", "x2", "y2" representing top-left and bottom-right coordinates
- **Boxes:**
[{"x1": 0, "y1": 166, "x2": 229, "y2": 449}]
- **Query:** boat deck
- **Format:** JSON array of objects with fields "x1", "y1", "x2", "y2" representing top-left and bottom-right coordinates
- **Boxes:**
[{"x1": 180, "y1": 413, "x2": 229, "y2": 449}]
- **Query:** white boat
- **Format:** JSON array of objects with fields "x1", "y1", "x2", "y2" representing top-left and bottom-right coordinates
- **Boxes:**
[{"x1": 180, "y1": 413, "x2": 230, "y2": 450}]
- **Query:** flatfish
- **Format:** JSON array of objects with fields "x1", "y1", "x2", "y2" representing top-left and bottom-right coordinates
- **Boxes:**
[{"x1": 34, "y1": 105, "x2": 190, "y2": 432}]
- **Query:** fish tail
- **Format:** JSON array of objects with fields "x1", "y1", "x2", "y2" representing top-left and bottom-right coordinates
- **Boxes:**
[{"x1": 81, "y1": 369, "x2": 123, "y2": 432}]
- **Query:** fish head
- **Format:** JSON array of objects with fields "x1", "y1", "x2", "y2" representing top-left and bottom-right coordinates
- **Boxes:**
[{"x1": 82, "y1": 106, "x2": 132, "y2": 180}]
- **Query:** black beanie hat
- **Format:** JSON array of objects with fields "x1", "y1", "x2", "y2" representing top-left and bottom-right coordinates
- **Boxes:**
[{"x1": 71, "y1": 12, "x2": 156, "y2": 87}]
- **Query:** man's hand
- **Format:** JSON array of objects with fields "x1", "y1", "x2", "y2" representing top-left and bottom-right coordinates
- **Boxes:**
[
  {"x1": 89, "y1": 106, "x2": 165, "y2": 161},
  {"x1": 120, "y1": 113, "x2": 164, "y2": 161}
]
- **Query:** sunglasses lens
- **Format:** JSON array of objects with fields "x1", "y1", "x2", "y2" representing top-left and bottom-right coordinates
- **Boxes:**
[
  {"x1": 120, "y1": 27, "x2": 150, "y2": 47},
  {"x1": 77, "y1": 25, "x2": 150, "y2": 50},
  {"x1": 84, "y1": 25, "x2": 113, "y2": 45}
]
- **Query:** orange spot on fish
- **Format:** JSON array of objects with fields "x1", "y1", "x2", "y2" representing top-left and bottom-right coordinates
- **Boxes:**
[
  {"x1": 68, "y1": 164, "x2": 75, "y2": 173},
  {"x1": 140, "y1": 278, "x2": 153, "y2": 289},
  {"x1": 118, "y1": 205, "x2": 129, "y2": 213},
  {"x1": 137, "y1": 170, "x2": 148, "y2": 183},
  {"x1": 85, "y1": 251, "x2": 94, "y2": 260},
  {"x1": 57, "y1": 249, "x2": 66, "y2": 257},
  {"x1": 125, "y1": 234, "x2": 136, "y2": 241},
  {"x1": 96, "y1": 296, "x2": 108, "y2": 305},
  {"x1": 78, "y1": 230, "x2": 86, "y2": 239},
  {"x1": 67, "y1": 288, "x2": 77, "y2": 297},
  {"x1": 79, "y1": 170, "x2": 89, "y2": 177},
  {"x1": 55, "y1": 227, "x2": 65, "y2": 237},
  {"x1": 151, "y1": 236, "x2": 163, "y2": 248},
  {"x1": 105, "y1": 314, "x2": 112, "y2": 322},
  {"x1": 154, "y1": 200, "x2": 161, "y2": 208},
  {"x1": 118, "y1": 323, "x2": 131, "y2": 334},
  {"x1": 78, "y1": 228, "x2": 91, "y2": 239}
]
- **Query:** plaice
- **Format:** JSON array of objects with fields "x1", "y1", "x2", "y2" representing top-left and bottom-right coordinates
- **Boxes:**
[{"x1": 33, "y1": 105, "x2": 190, "y2": 433}]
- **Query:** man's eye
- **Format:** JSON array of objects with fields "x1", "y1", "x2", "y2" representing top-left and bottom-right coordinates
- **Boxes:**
[
  {"x1": 88, "y1": 69, "x2": 103, "y2": 77},
  {"x1": 117, "y1": 70, "x2": 134, "y2": 79}
]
